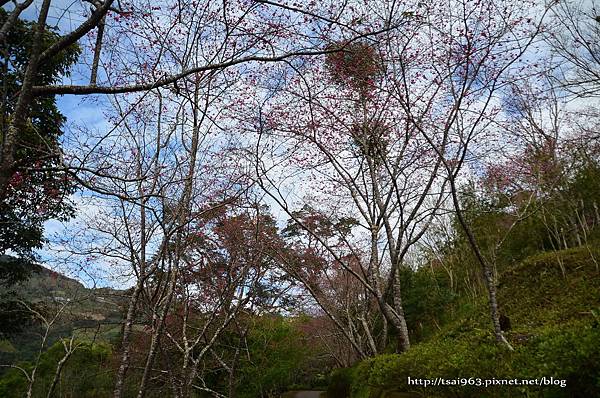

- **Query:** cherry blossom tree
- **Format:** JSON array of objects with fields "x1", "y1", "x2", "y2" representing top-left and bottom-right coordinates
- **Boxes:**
[
  {"x1": 247, "y1": 10, "x2": 450, "y2": 351},
  {"x1": 248, "y1": 0, "x2": 551, "y2": 351}
]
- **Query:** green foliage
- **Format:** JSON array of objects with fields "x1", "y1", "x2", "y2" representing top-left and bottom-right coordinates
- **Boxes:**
[
  {"x1": 0, "y1": 9, "x2": 80, "y2": 341},
  {"x1": 0, "y1": 265, "x2": 125, "y2": 366},
  {"x1": 0, "y1": 340, "x2": 113, "y2": 398},
  {"x1": 234, "y1": 316, "x2": 320, "y2": 398},
  {"x1": 500, "y1": 246, "x2": 600, "y2": 330},
  {"x1": 429, "y1": 153, "x2": 600, "y2": 304},
  {"x1": 399, "y1": 267, "x2": 456, "y2": 342},
  {"x1": 0, "y1": 8, "x2": 79, "y2": 274},
  {"x1": 516, "y1": 324, "x2": 600, "y2": 397},
  {"x1": 341, "y1": 323, "x2": 599, "y2": 397},
  {"x1": 329, "y1": 247, "x2": 600, "y2": 397},
  {"x1": 327, "y1": 368, "x2": 354, "y2": 398}
]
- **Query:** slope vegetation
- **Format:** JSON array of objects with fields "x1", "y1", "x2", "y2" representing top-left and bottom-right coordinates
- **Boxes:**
[{"x1": 328, "y1": 247, "x2": 600, "y2": 398}]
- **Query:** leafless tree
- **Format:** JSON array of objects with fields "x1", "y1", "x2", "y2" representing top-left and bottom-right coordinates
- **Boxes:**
[{"x1": 547, "y1": 0, "x2": 600, "y2": 97}]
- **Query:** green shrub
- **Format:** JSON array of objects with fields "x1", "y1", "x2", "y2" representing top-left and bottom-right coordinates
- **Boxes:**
[
  {"x1": 333, "y1": 248, "x2": 600, "y2": 398},
  {"x1": 342, "y1": 323, "x2": 599, "y2": 397},
  {"x1": 327, "y1": 367, "x2": 354, "y2": 398}
]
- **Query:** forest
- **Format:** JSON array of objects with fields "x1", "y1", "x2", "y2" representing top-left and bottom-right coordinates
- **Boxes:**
[{"x1": 0, "y1": 0, "x2": 599, "y2": 397}]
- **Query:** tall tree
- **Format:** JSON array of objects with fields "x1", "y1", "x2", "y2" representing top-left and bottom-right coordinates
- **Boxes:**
[
  {"x1": 0, "y1": 8, "x2": 79, "y2": 276},
  {"x1": 252, "y1": 34, "x2": 448, "y2": 353},
  {"x1": 0, "y1": 7, "x2": 79, "y2": 339}
]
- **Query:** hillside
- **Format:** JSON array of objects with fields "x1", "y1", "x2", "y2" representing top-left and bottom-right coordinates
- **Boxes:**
[
  {"x1": 327, "y1": 247, "x2": 600, "y2": 398},
  {"x1": 0, "y1": 264, "x2": 126, "y2": 364}
]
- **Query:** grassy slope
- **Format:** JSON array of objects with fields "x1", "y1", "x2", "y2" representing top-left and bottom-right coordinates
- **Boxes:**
[{"x1": 337, "y1": 247, "x2": 600, "y2": 398}]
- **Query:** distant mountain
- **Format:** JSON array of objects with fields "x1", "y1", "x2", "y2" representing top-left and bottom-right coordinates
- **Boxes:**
[
  {"x1": 14, "y1": 263, "x2": 127, "y2": 323},
  {"x1": 0, "y1": 262, "x2": 128, "y2": 364}
]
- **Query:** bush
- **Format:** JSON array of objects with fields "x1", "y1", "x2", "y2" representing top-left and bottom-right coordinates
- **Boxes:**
[
  {"x1": 331, "y1": 248, "x2": 600, "y2": 397},
  {"x1": 340, "y1": 323, "x2": 599, "y2": 397},
  {"x1": 327, "y1": 367, "x2": 354, "y2": 398}
]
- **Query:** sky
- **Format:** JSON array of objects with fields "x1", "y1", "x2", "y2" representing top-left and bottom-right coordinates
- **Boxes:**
[
  {"x1": 8, "y1": 0, "x2": 599, "y2": 288},
  {"x1": 39, "y1": 96, "x2": 118, "y2": 287},
  {"x1": 15, "y1": 1, "x2": 119, "y2": 286}
]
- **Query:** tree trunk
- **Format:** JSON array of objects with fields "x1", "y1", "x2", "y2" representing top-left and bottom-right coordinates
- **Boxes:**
[
  {"x1": 392, "y1": 270, "x2": 411, "y2": 352},
  {"x1": 0, "y1": 0, "x2": 51, "y2": 200},
  {"x1": 449, "y1": 178, "x2": 513, "y2": 350},
  {"x1": 113, "y1": 280, "x2": 144, "y2": 398}
]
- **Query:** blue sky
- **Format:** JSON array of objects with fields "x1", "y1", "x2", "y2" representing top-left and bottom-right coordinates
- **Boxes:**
[{"x1": 9, "y1": 1, "x2": 121, "y2": 285}]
